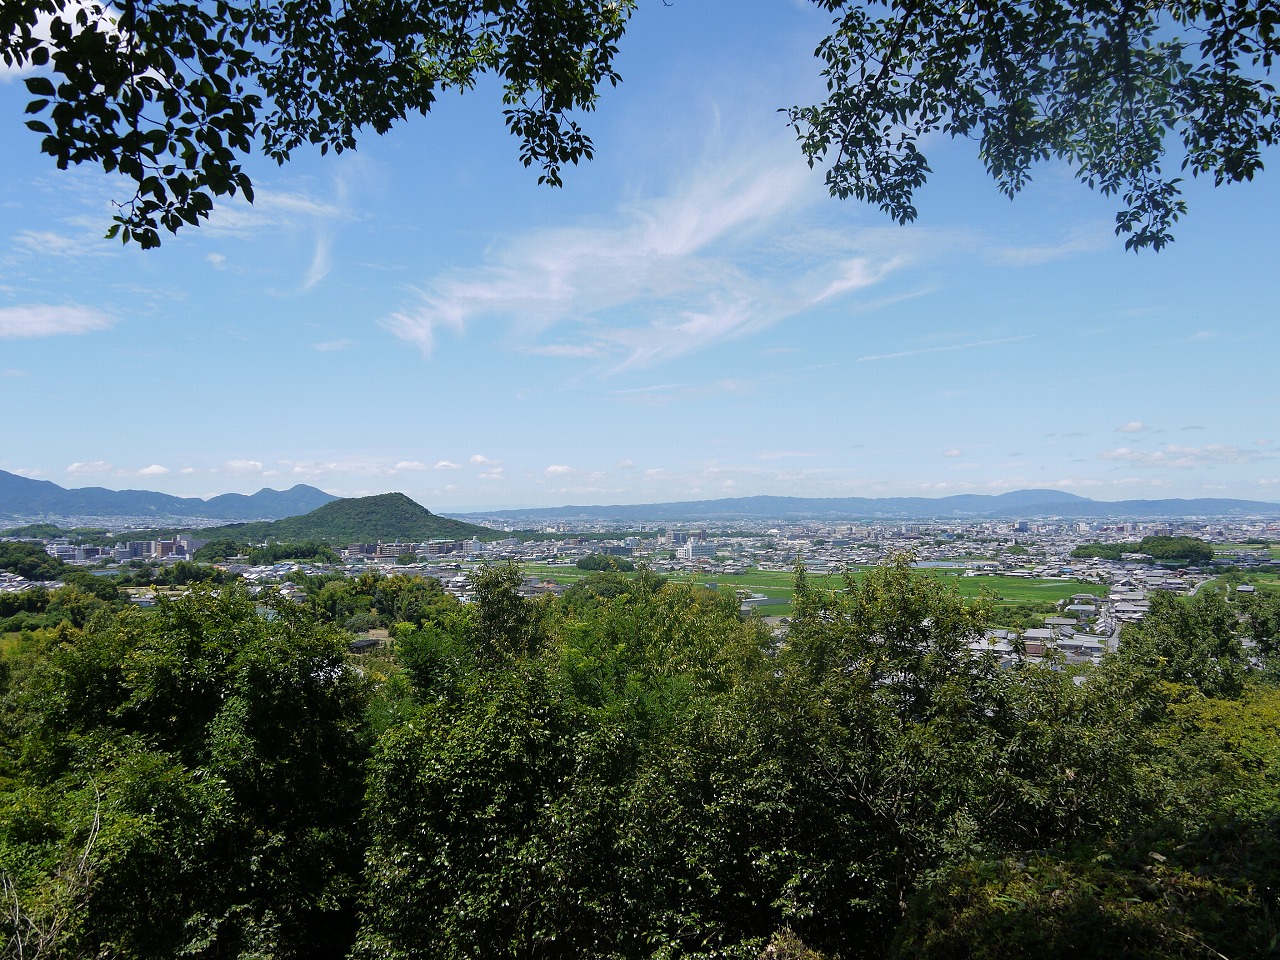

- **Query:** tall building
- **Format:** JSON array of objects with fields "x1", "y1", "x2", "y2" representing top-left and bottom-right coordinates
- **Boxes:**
[{"x1": 677, "y1": 540, "x2": 716, "y2": 560}]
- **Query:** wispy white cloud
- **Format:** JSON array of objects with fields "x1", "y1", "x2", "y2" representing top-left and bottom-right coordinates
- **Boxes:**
[
  {"x1": 943, "y1": 448, "x2": 963, "y2": 458},
  {"x1": 67, "y1": 461, "x2": 111, "y2": 475},
  {"x1": 137, "y1": 464, "x2": 169, "y2": 477},
  {"x1": 857, "y1": 335, "x2": 1032, "y2": 362},
  {"x1": 280, "y1": 459, "x2": 419, "y2": 478},
  {"x1": 303, "y1": 231, "x2": 333, "y2": 290},
  {"x1": 383, "y1": 152, "x2": 905, "y2": 369},
  {"x1": 0, "y1": 304, "x2": 113, "y2": 339},
  {"x1": 15, "y1": 230, "x2": 109, "y2": 259},
  {"x1": 435, "y1": 460, "x2": 460, "y2": 470},
  {"x1": 610, "y1": 383, "x2": 685, "y2": 396},
  {"x1": 990, "y1": 223, "x2": 1112, "y2": 266},
  {"x1": 470, "y1": 454, "x2": 498, "y2": 466},
  {"x1": 544, "y1": 464, "x2": 575, "y2": 477},
  {"x1": 1099, "y1": 444, "x2": 1272, "y2": 468},
  {"x1": 521, "y1": 343, "x2": 604, "y2": 358},
  {"x1": 313, "y1": 338, "x2": 352, "y2": 352},
  {"x1": 1116, "y1": 421, "x2": 1148, "y2": 433},
  {"x1": 205, "y1": 188, "x2": 347, "y2": 237},
  {"x1": 224, "y1": 459, "x2": 266, "y2": 474},
  {"x1": 211, "y1": 458, "x2": 450, "y2": 480},
  {"x1": 757, "y1": 451, "x2": 821, "y2": 461}
]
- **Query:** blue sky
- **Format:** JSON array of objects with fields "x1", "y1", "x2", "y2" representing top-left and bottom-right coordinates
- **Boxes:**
[{"x1": 2, "y1": 0, "x2": 1278, "y2": 511}]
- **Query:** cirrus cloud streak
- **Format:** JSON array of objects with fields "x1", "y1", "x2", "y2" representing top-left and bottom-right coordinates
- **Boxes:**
[
  {"x1": 1099, "y1": 444, "x2": 1272, "y2": 468},
  {"x1": 382, "y1": 151, "x2": 905, "y2": 370},
  {"x1": 0, "y1": 304, "x2": 113, "y2": 339}
]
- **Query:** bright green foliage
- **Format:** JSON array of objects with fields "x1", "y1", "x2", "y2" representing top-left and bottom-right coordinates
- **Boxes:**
[
  {"x1": 891, "y1": 661, "x2": 1280, "y2": 960},
  {"x1": 772, "y1": 557, "x2": 1152, "y2": 952},
  {"x1": 559, "y1": 568, "x2": 664, "y2": 606},
  {"x1": 191, "y1": 537, "x2": 246, "y2": 562},
  {"x1": 358, "y1": 556, "x2": 1182, "y2": 959},
  {"x1": 1117, "y1": 589, "x2": 1247, "y2": 698},
  {"x1": 0, "y1": 586, "x2": 370, "y2": 959},
  {"x1": 356, "y1": 578, "x2": 781, "y2": 959},
  {"x1": 790, "y1": 0, "x2": 1280, "y2": 250},
  {"x1": 293, "y1": 569, "x2": 466, "y2": 634},
  {"x1": 1155, "y1": 684, "x2": 1280, "y2": 818},
  {"x1": 0, "y1": 582, "x2": 119, "y2": 634},
  {"x1": 1072, "y1": 536, "x2": 1215, "y2": 563},
  {"x1": 0, "y1": 542, "x2": 69, "y2": 581},
  {"x1": 576, "y1": 554, "x2": 636, "y2": 572},
  {"x1": 468, "y1": 562, "x2": 546, "y2": 666},
  {"x1": 5, "y1": 556, "x2": 1280, "y2": 958},
  {"x1": 1136, "y1": 536, "x2": 1216, "y2": 565},
  {"x1": 1238, "y1": 586, "x2": 1280, "y2": 662},
  {"x1": 191, "y1": 535, "x2": 339, "y2": 565},
  {"x1": 196, "y1": 492, "x2": 493, "y2": 544}
]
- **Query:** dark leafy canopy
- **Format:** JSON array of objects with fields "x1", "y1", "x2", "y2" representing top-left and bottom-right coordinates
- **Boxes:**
[
  {"x1": 6, "y1": 559, "x2": 1280, "y2": 959},
  {"x1": 0, "y1": 586, "x2": 370, "y2": 959},
  {"x1": 2, "y1": 0, "x2": 633, "y2": 247},
  {"x1": 789, "y1": 0, "x2": 1280, "y2": 250},
  {"x1": 6, "y1": 0, "x2": 1277, "y2": 251}
]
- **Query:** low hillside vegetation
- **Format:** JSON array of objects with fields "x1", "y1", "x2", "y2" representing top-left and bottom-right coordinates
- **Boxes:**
[{"x1": 2, "y1": 558, "x2": 1278, "y2": 958}]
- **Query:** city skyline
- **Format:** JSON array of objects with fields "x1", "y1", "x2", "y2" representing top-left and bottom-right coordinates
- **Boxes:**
[{"x1": 3, "y1": 0, "x2": 1278, "y2": 512}]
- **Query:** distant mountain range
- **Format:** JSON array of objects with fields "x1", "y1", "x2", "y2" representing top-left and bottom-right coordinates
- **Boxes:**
[
  {"x1": 461, "y1": 488, "x2": 1280, "y2": 523},
  {"x1": 4, "y1": 471, "x2": 1277, "y2": 528},
  {"x1": 0, "y1": 469, "x2": 338, "y2": 521},
  {"x1": 197, "y1": 493, "x2": 494, "y2": 543}
]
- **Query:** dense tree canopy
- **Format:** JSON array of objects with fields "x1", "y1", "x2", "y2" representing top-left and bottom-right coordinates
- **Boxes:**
[
  {"x1": 576, "y1": 553, "x2": 636, "y2": 571},
  {"x1": 1072, "y1": 535, "x2": 1216, "y2": 564},
  {"x1": 4, "y1": 560, "x2": 1280, "y2": 958},
  {"x1": 4, "y1": 0, "x2": 1276, "y2": 248},
  {"x1": 0, "y1": 541, "x2": 70, "y2": 582},
  {"x1": 0, "y1": 586, "x2": 370, "y2": 958}
]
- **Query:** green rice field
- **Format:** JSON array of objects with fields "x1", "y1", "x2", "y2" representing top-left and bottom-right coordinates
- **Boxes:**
[
  {"x1": 1212, "y1": 543, "x2": 1280, "y2": 560},
  {"x1": 1201, "y1": 572, "x2": 1280, "y2": 593}
]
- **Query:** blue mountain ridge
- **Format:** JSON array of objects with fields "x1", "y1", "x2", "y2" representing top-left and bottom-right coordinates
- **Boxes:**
[
  {"x1": 0, "y1": 469, "x2": 337, "y2": 522},
  {"x1": 456, "y1": 488, "x2": 1280, "y2": 523}
]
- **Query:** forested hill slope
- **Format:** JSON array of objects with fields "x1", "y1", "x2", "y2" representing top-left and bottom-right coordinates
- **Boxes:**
[{"x1": 196, "y1": 492, "x2": 495, "y2": 543}]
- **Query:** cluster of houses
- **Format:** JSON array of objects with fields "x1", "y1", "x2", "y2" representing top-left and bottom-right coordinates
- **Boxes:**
[{"x1": 5, "y1": 512, "x2": 1276, "y2": 668}]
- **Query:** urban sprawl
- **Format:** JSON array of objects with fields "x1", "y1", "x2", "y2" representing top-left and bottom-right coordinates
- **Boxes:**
[{"x1": 7, "y1": 513, "x2": 1278, "y2": 671}]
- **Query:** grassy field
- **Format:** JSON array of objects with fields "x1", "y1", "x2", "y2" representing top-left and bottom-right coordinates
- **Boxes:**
[
  {"x1": 1201, "y1": 572, "x2": 1280, "y2": 593},
  {"x1": 520, "y1": 564, "x2": 1098, "y2": 618},
  {"x1": 1212, "y1": 543, "x2": 1280, "y2": 560}
]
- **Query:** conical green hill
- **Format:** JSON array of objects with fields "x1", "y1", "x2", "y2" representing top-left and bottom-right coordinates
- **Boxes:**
[{"x1": 199, "y1": 493, "x2": 495, "y2": 544}]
